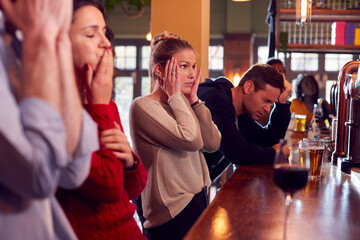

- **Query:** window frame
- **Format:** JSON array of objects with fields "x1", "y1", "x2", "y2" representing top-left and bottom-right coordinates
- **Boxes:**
[
  {"x1": 208, "y1": 38, "x2": 224, "y2": 79},
  {"x1": 113, "y1": 39, "x2": 150, "y2": 99}
]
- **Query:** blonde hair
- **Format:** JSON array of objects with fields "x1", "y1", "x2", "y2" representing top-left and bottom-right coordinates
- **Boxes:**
[{"x1": 149, "y1": 31, "x2": 194, "y2": 80}]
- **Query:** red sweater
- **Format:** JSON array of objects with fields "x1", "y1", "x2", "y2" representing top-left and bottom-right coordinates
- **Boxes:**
[{"x1": 56, "y1": 100, "x2": 147, "y2": 240}]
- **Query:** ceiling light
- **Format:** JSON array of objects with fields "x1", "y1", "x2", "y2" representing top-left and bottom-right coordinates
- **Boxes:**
[{"x1": 296, "y1": 0, "x2": 312, "y2": 25}]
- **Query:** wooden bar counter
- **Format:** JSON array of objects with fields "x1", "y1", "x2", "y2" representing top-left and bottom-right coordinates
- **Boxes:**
[{"x1": 184, "y1": 163, "x2": 360, "y2": 240}]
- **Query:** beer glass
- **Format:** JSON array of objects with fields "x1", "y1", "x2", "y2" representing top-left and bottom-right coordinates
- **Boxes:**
[
  {"x1": 294, "y1": 114, "x2": 306, "y2": 132},
  {"x1": 300, "y1": 138, "x2": 325, "y2": 180}
]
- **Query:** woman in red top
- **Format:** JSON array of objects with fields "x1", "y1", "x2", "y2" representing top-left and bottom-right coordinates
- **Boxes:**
[{"x1": 56, "y1": 0, "x2": 147, "y2": 239}]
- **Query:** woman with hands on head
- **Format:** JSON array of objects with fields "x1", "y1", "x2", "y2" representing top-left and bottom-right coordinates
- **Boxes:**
[
  {"x1": 56, "y1": 0, "x2": 147, "y2": 239},
  {"x1": 129, "y1": 31, "x2": 221, "y2": 240}
]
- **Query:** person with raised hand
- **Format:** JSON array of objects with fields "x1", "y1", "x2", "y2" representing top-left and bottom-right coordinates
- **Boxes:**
[
  {"x1": 56, "y1": 1, "x2": 147, "y2": 239},
  {"x1": 0, "y1": 0, "x2": 98, "y2": 239},
  {"x1": 129, "y1": 31, "x2": 221, "y2": 240}
]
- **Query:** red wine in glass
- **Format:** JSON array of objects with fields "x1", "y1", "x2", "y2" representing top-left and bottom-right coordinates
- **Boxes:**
[{"x1": 273, "y1": 164, "x2": 309, "y2": 196}]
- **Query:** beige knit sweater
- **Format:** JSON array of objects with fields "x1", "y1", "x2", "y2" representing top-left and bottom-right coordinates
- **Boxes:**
[{"x1": 129, "y1": 92, "x2": 221, "y2": 229}]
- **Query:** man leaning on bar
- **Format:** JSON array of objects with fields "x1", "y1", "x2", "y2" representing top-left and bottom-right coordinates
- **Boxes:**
[{"x1": 198, "y1": 63, "x2": 292, "y2": 179}]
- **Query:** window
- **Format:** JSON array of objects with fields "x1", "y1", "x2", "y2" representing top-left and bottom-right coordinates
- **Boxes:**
[
  {"x1": 141, "y1": 76, "x2": 150, "y2": 96},
  {"x1": 256, "y1": 46, "x2": 285, "y2": 64},
  {"x1": 141, "y1": 46, "x2": 151, "y2": 70},
  {"x1": 257, "y1": 46, "x2": 269, "y2": 64},
  {"x1": 114, "y1": 46, "x2": 137, "y2": 70},
  {"x1": 208, "y1": 39, "x2": 224, "y2": 79},
  {"x1": 325, "y1": 80, "x2": 337, "y2": 104},
  {"x1": 112, "y1": 39, "x2": 150, "y2": 137},
  {"x1": 290, "y1": 53, "x2": 319, "y2": 72},
  {"x1": 113, "y1": 76, "x2": 134, "y2": 138},
  {"x1": 324, "y1": 53, "x2": 353, "y2": 72},
  {"x1": 209, "y1": 45, "x2": 224, "y2": 70}
]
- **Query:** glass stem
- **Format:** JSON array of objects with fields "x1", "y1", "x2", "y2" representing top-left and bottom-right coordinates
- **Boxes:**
[{"x1": 284, "y1": 193, "x2": 293, "y2": 240}]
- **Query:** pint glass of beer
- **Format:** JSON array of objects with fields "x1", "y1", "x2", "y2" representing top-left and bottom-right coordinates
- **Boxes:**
[
  {"x1": 294, "y1": 114, "x2": 306, "y2": 132},
  {"x1": 300, "y1": 138, "x2": 325, "y2": 179}
]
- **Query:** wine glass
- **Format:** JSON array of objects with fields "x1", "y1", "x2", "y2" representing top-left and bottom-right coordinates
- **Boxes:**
[{"x1": 273, "y1": 139, "x2": 310, "y2": 240}]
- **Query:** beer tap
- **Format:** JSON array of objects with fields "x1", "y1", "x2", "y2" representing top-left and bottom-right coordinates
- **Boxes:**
[{"x1": 332, "y1": 60, "x2": 360, "y2": 173}]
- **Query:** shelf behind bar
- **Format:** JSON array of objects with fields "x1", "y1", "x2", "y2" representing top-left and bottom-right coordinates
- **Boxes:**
[
  {"x1": 278, "y1": 44, "x2": 360, "y2": 53},
  {"x1": 279, "y1": 9, "x2": 360, "y2": 22}
]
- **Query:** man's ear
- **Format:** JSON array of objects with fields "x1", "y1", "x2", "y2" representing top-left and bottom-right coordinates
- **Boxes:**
[
  {"x1": 154, "y1": 64, "x2": 163, "y2": 79},
  {"x1": 243, "y1": 80, "x2": 254, "y2": 94}
]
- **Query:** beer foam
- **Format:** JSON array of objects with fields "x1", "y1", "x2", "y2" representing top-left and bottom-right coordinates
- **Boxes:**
[
  {"x1": 300, "y1": 146, "x2": 325, "y2": 150},
  {"x1": 308, "y1": 146, "x2": 325, "y2": 150}
]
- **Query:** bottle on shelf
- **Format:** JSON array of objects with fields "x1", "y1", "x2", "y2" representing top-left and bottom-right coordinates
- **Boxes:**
[{"x1": 308, "y1": 104, "x2": 321, "y2": 139}]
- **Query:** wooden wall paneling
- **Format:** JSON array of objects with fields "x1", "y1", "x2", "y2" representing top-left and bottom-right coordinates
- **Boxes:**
[{"x1": 224, "y1": 33, "x2": 255, "y2": 84}]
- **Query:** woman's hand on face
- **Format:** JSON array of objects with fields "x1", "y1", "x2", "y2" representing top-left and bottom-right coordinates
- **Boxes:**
[
  {"x1": 0, "y1": 0, "x2": 72, "y2": 40},
  {"x1": 84, "y1": 47, "x2": 114, "y2": 105},
  {"x1": 185, "y1": 68, "x2": 201, "y2": 105},
  {"x1": 100, "y1": 122, "x2": 135, "y2": 169},
  {"x1": 160, "y1": 57, "x2": 181, "y2": 98}
]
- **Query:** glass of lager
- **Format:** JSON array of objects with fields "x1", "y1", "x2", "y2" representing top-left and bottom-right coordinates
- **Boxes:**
[
  {"x1": 294, "y1": 114, "x2": 306, "y2": 132},
  {"x1": 300, "y1": 138, "x2": 325, "y2": 180}
]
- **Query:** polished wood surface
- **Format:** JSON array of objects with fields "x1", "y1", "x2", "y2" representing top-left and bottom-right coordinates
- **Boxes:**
[{"x1": 185, "y1": 163, "x2": 360, "y2": 240}]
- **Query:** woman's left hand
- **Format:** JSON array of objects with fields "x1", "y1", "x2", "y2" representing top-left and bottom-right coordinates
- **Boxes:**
[
  {"x1": 100, "y1": 122, "x2": 135, "y2": 169},
  {"x1": 185, "y1": 68, "x2": 201, "y2": 105}
]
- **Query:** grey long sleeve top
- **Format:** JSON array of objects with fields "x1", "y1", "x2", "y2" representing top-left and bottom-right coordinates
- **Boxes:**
[{"x1": 0, "y1": 14, "x2": 99, "y2": 240}]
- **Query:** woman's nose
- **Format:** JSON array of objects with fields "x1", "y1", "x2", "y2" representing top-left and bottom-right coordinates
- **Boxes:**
[
  {"x1": 99, "y1": 34, "x2": 111, "y2": 49},
  {"x1": 189, "y1": 68, "x2": 196, "y2": 79}
]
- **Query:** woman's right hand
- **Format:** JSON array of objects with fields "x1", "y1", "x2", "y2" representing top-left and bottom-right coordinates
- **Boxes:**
[
  {"x1": 84, "y1": 47, "x2": 114, "y2": 105},
  {"x1": 100, "y1": 122, "x2": 135, "y2": 169},
  {"x1": 160, "y1": 57, "x2": 181, "y2": 98}
]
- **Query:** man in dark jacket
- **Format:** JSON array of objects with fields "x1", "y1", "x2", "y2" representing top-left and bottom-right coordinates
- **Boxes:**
[{"x1": 198, "y1": 64, "x2": 292, "y2": 179}]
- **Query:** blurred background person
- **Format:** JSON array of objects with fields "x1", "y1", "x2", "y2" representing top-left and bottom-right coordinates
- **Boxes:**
[
  {"x1": 56, "y1": 1, "x2": 147, "y2": 239},
  {"x1": 290, "y1": 74, "x2": 319, "y2": 125},
  {"x1": 290, "y1": 74, "x2": 331, "y2": 130},
  {"x1": 266, "y1": 57, "x2": 286, "y2": 78}
]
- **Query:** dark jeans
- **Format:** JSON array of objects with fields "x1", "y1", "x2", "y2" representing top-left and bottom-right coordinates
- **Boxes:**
[
  {"x1": 139, "y1": 188, "x2": 208, "y2": 240},
  {"x1": 133, "y1": 196, "x2": 147, "y2": 236}
]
